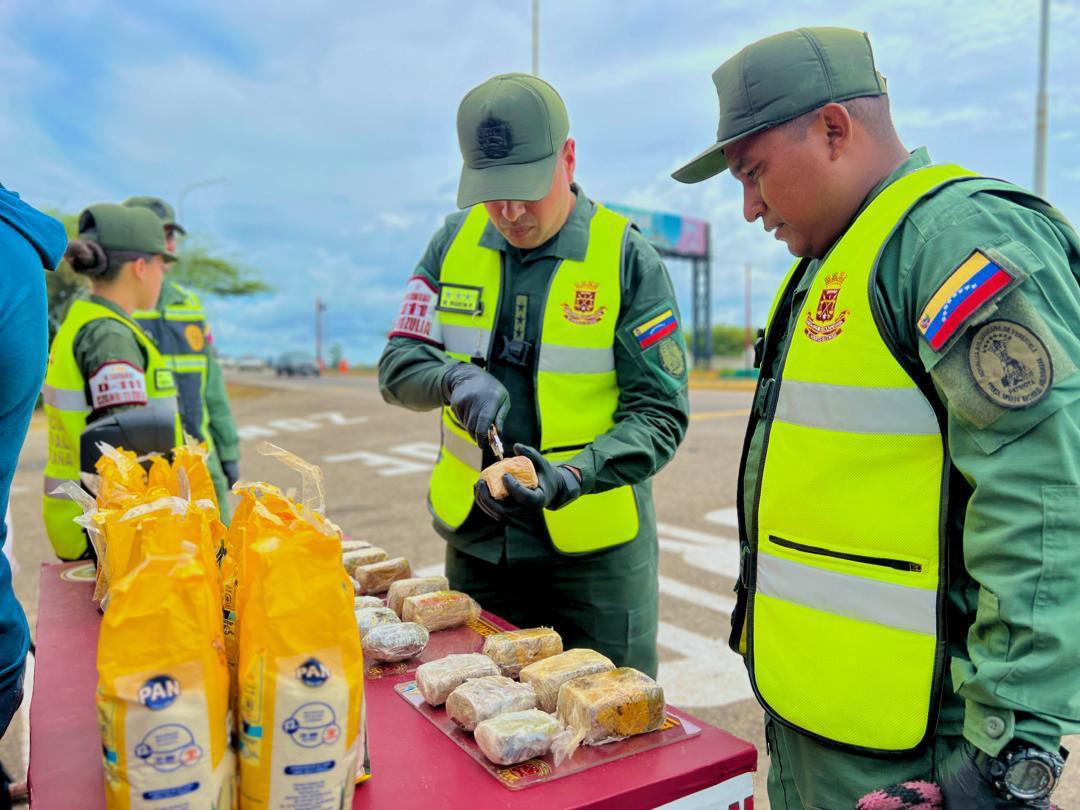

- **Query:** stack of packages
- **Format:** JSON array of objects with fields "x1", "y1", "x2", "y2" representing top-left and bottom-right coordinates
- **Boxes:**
[{"x1": 82, "y1": 440, "x2": 368, "y2": 809}]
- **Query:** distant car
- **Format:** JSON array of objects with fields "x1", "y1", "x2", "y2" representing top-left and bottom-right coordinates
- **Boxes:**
[
  {"x1": 276, "y1": 351, "x2": 320, "y2": 377},
  {"x1": 237, "y1": 354, "x2": 266, "y2": 372}
]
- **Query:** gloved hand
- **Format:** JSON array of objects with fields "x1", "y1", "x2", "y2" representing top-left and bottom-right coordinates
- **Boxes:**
[
  {"x1": 940, "y1": 741, "x2": 1053, "y2": 809},
  {"x1": 440, "y1": 363, "x2": 510, "y2": 447},
  {"x1": 473, "y1": 444, "x2": 581, "y2": 521},
  {"x1": 221, "y1": 460, "x2": 240, "y2": 489}
]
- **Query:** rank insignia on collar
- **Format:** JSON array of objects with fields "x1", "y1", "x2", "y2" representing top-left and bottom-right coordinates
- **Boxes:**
[
  {"x1": 562, "y1": 280, "x2": 606, "y2": 325},
  {"x1": 804, "y1": 271, "x2": 850, "y2": 343}
]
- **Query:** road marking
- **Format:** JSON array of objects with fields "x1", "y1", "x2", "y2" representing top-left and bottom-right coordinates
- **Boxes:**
[
  {"x1": 657, "y1": 575, "x2": 735, "y2": 615},
  {"x1": 388, "y1": 443, "x2": 440, "y2": 462},
  {"x1": 323, "y1": 450, "x2": 429, "y2": 477},
  {"x1": 658, "y1": 538, "x2": 740, "y2": 579},
  {"x1": 238, "y1": 412, "x2": 369, "y2": 441},
  {"x1": 657, "y1": 522, "x2": 735, "y2": 546},
  {"x1": 689, "y1": 408, "x2": 749, "y2": 422},
  {"x1": 656, "y1": 621, "x2": 753, "y2": 708},
  {"x1": 704, "y1": 507, "x2": 739, "y2": 529}
]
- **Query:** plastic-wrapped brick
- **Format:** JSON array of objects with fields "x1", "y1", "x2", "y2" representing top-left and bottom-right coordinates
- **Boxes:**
[
  {"x1": 361, "y1": 622, "x2": 429, "y2": 662},
  {"x1": 482, "y1": 628, "x2": 562, "y2": 678},
  {"x1": 353, "y1": 557, "x2": 411, "y2": 594},
  {"x1": 354, "y1": 606, "x2": 400, "y2": 637},
  {"x1": 414, "y1": 653, "x2": 499, "y2": 706},
  {"x1": 475, "y1": 710, "x2": 561, "y2": 766},
  {"x1": 445, "y1": 675, "x2": 537, "y2": 732},
  {"x1": 519, "y1": 649, "x2": 614, "y2": 713},
  {"x1": 387, "y1": 576, "x2": 450, "y2": 616},
  {"x1": 401, "y1": 590, "x2": 479, "y2": 632}
]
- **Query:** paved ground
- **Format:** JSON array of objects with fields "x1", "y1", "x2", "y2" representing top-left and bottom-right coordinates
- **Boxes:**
[{"x1": 5, "y1": 370, "x2": 1077, "y2": 808}]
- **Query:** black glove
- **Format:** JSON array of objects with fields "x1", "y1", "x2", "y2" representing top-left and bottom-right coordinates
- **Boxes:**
[
  {"x1": 473, "y1": 444, "x2": 581, "y2": 521},
  {"x1": 940, "y1": 741, "x2": 1052, "y2": 809},
  {"x1": 440, "y1": 363, "x2": 510, "y2": 446},
  {"x1": 221, "y1": 460, "x2": 240, "y2": 489}
]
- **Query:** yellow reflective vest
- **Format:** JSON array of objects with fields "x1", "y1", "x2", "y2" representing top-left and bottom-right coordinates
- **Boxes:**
[
  {"x1": 42, "y1": 299, "x2": 180, "y2": 560},
  {"x1": 745, "y1": 165, "x2": 977, "y2": 753},
  {"x1": 428, "y1": 204, "x2": 640, "y2": 554}
]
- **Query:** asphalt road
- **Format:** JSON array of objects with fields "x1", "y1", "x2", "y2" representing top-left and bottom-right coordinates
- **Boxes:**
[{"x1": 5, "y1": 370, "x2": 1078, "y2": 808}]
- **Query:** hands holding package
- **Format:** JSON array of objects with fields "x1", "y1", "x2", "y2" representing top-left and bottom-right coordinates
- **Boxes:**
[{"x1": 442, "y1": 363, "x2": 581, "y2": 520}]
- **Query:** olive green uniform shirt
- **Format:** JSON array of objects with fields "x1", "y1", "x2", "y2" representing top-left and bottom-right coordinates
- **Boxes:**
[
  {"x1": 742, "y1": 149, "x2": 1080, "y2": 756},
  {"x1": 379, "y1": 185, "x2": 690, "y2": 563},
  {"x1": 73, "y1": 295, "x2": 156, "y2": 423}
]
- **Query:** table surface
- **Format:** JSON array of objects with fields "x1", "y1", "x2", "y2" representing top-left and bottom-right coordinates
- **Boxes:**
[{"x1": 28, "y1": 562, "x2": 756, "y2": 810}]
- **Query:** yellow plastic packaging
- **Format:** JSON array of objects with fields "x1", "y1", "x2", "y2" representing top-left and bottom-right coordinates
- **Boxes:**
[
  {"x1": 96, "y1": 551, "x2": 235, "y2": 809},
  {"x1": 94, "y1": 445, "x2": 147, "y2": 509},
  {"x1": 174, "y1": 438, "x2": 220, "y2": 511},
  {"x1": 236, "y1": 507, "x2": 367, "y2": 805}
]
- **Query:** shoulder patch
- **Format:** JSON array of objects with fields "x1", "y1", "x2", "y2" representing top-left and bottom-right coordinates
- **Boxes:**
[
  {"x1": 632, "y1": 308, "x2": 678, "y2": 350},
  {"x1": 969, "y1": 320, "x2": 1053, "y2": 409},
  {"x1": 658, "y1": 337, "x2": 686, "y2": 378},
  {"x1": 388, "y1": 275, "x2": 442, "y2": 346},
  {"x1": 88, "y1": 361, "x2": 148, "y2": 410},
  {"x1": 917, "y1": 250, "x2": 1017, "y2": 351}
]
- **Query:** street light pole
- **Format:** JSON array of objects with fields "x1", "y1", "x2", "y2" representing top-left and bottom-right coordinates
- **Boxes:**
[
  {"x1": 1034, "y1": 0, "x2": 1050, "y2": 197},
  {"x1": 315, "y1": 297, "x2": 327, "y2": 370},
  {"x1": 532, "y1": 0, "x2": 539, "y2": 75}
]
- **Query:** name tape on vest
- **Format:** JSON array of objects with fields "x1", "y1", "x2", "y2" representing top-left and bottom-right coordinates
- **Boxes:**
[
  {"x1": 89, "y1": 362, "x2": 148, "y2": 410},
  {"x1": 389, "y1": 275, "x2": 442, "y2": 345},
  {"x1": 437, "y1": 283, "x2": 483, "y2": 315}
]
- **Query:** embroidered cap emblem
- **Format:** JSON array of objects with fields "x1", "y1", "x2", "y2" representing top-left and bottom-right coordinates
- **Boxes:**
[
  {"x1": 804, "y1": 272, "x2": 850, "y2": 342},
  {"x1": 476, "y1": 117, "x2": 514, "y2": 159},
  {"x1": 562, "y1": 281, "x2": 607, "y2": 325}
]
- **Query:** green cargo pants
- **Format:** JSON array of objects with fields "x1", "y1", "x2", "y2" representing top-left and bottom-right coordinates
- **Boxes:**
[
  {"x1": 766, "y1": 717, "x2": 964, "y2": 809},
  {"x1": 445, "y1": 533, "x2": 660, "y2": 677}
]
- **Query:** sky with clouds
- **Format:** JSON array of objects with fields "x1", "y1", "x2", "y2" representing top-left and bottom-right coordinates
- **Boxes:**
[{"x1": 3, "y1": 0, "x2": 1079, "y2": 363}]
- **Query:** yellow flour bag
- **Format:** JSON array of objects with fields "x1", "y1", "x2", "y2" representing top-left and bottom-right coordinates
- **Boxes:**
[
  {"x1": 174, "y1": 438, "x2": 219, "y2": 512},
  {"x1": 95, "y1": 444, "x2": 147, "y2": 510},
  {"x1": 237, "y1": 518, "x2": 365, "y2": 807},
  {"x1": 97, "y1": 551, "x2": 235, "y2": 809}
]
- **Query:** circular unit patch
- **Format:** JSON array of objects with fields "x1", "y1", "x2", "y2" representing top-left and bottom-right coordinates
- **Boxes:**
[
  {"x1": 968, "y1": 320, "x2": 1053, "y2": 409},
  {"x1": 658, "y1": 337, "x2": 686, "y2": 378},
  {"x1": 184, "y1": 324, "x2": 206, "y2": 352}
]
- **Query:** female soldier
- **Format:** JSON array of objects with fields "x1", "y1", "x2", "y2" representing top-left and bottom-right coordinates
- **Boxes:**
[{"x1": 42, "y1": 203, "x2": 181, "y2": 560}]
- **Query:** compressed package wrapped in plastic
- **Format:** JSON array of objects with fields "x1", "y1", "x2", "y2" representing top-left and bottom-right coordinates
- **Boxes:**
[
  {"x1": 401, "y1": 590, "x2": 479, "y2": 632},
  {"x1": 355, "y1": 606, "x2": 400, "y2": 636},
  {"x1": 519, "y1": 649, "x2": 615, "y2": 713},
  {"x1": 361, "y1": 622, "x2": 430, "y2": 663},
  {"x1": 97, "y1": 550, "x2": 235, "y2": 810},
  {"x1": 354, "y1": 596, "x2": 384, "y2": 610},
  {"x1": 475, "y1": 710, "x2": 562, "y2": 766},
  {"x1": 386, "y1": 576, "x2": 450, "y2": 617},
  {"x1": 341, "y1": 539, "x2": 372, "y2": 552},
  {"x1": 553, "y1": 667, "x2": 666, "y2": 763},
  {"x1": 479, "y1": 457, "x2": 538, "y2": 500},
  {"x1": 482, "y1": 628, "x2": 563, "y2": 678},
  {"x1": 342, "y1": 546, "x2": 388, "y2": 575},
  {"x1": 415, "y1": 653, "x2": 499, "y2": 706},
  {"x1": 445, "y1": 675, "x2": 537, "y2": 732},
  {"x1": 354, "y1": 557, "x2": 411, "y2": 594}
]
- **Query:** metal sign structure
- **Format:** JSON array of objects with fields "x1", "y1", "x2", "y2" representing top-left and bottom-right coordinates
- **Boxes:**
[{"x1": 605, "y1": 203, "x2": 712, "y2": 368}]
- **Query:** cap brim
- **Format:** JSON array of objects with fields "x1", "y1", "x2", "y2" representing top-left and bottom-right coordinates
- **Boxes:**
[
  {"x1": 457, "y1": 152, "x2": 558, "y2": 209},
  {"x1": 170, "y1": 223, "x2": 187, "y2": 236},
  {"x1": 671, "y1": 140, "x2": 731, "y2": 184},
  {"x1": 162, "y1": 250, "x2": 178, "y2": 263}
]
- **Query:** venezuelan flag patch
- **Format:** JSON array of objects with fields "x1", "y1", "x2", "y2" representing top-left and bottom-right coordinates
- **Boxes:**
[
  {"x1": 633, "y1": 309, "x2": 678, "y2": 349},
  {"x1": 917, "y1": 250, "x2": 1016, "y2": 351}
]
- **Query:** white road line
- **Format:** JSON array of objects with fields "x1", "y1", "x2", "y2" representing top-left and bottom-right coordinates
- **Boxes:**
[
  {"x1": 656, "y1": 621, "x2": 753, "y2": 708},
  {"x1": 658, "y1": 538, "x2": 740, "y2": 579},
  {"x1": 388, "y1": 443, "x2": 440, "y2": 462},
  {"x1": 656, "y1": 523, "x2": 735, "y2": 546},
  {"x1": 657, "y1": 575, "x2": 735, "y2": 615},
  {"x1": 704, "y1": 507, "x2": 739, "y2": 529},
  {"x1": 322, "y1": 450, "x2": 430, "y2": 477}
]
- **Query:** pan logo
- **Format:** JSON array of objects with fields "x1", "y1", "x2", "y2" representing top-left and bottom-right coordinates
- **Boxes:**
[
  {"x1": 296, "y1": 658, "x2": 330, "y2": 687},
  {"x1": 138, "y1": 675, "x2": 181, "y2": 710}
]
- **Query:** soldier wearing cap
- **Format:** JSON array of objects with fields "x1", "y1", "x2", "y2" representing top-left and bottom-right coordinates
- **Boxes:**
[
  {"x1": 675, "y1": 27, "x2": 1080, "y2": 808},
  {"x1": 124, "y1": 196, "x2": 241, "y2": 522},
  {"x1": 42, "y1": 203, "x2": 182, "y2": 560},
  {"x1": 379, "y1": 73, "x2": 689, "y2": 676}
]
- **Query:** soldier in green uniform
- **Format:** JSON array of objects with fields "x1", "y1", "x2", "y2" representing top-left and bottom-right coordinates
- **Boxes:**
[
  {"x1": 43, "y1": 203, "x2": 181, "y2": 560},
  {"x1": 124, "y1": 196, "x2": 241, "y2": 522},
  {"x1": 674, "y1": 27, "x2": 1079, "y2": 809},
  {"x1": 378, "y1": 73, "x2": 689, "y2": 677}
]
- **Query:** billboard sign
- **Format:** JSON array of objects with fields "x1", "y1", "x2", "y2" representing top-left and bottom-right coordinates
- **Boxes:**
[{"x1": 604, "y1": 203, "x2": 709, "y2": 258}]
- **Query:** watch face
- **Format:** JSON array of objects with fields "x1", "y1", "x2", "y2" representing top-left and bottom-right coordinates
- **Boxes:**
[{"x1": 1005, "y1": 758, "x2": 1054, "y2": 800}]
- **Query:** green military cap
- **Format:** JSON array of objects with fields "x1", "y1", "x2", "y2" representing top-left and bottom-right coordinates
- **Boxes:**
[
  {"x1": 672, "y1": 27, "x2": 887, "y2": 183},
  {"x1": 122, "y1": 195, "x2": 186, "y2": 235},
  {"x1": 78, "y1": 203, "x2": 177, "y2": 261},
  {"x1": 456, "y1": 72, "x2": 570, "y2": 209}
]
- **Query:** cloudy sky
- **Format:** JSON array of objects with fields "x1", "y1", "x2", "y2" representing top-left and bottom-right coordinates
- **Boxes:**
[{"x1": 3, "y1": 1, "x2": 1078, "y2": 363}]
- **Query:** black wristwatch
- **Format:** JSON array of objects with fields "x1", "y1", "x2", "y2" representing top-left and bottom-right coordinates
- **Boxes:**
[{"x1": 984, "y1": 744, "x2": 1065, "y2": 804}]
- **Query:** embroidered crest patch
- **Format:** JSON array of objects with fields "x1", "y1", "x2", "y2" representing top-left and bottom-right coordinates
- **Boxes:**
[
  {"x1": 803, "y1": 272, "x2": 850, "y2": 342},
  {"x1": 969, "y1": 320, "x2": 1053, "y2": 408},
  {"x1": 561, "y1": 281, "x2": 606, "y2": 325},
  {"x1": 658, "y1": 337, "x2": 686, "y2": 377},
  {"x1": 477, "y1": 117, "x2": 513, "y2": 159},
  {"x1": 184, "y1": 323, "x2": 205, "y2": 352}
]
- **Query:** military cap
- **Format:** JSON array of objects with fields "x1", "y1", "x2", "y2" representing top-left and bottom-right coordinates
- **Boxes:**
[
  {"x1": 122, "y1": 195, "x2": 186, "y2": 235},
  {"x1": 78, "y1": 203, "x2": 177, "y2": 261},
  {"x1": 673, "y1": 27, "x2": 887, "y2": 183},
  {"x1": 456, "y1": 73, "x2": 570, "y2": 209}
]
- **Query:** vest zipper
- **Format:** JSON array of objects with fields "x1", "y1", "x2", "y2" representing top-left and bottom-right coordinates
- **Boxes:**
[{"x1": 768, "y1": 535, "x2": 923, "y2": 573}]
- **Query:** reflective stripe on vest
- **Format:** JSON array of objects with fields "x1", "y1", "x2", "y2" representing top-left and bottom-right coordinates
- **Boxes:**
[
  {"x1": 749, "y1": 164, "x2": 977, "y2": 754},
  {"x1": 134, "y1": 283, "x2": 213, "y2": 448},
  {"x1": 428, "y1": 204, "x2": 640, "y2": 553},
  {"x1": 42, "y1": 299, "x2": 181, "y2": 560}
]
